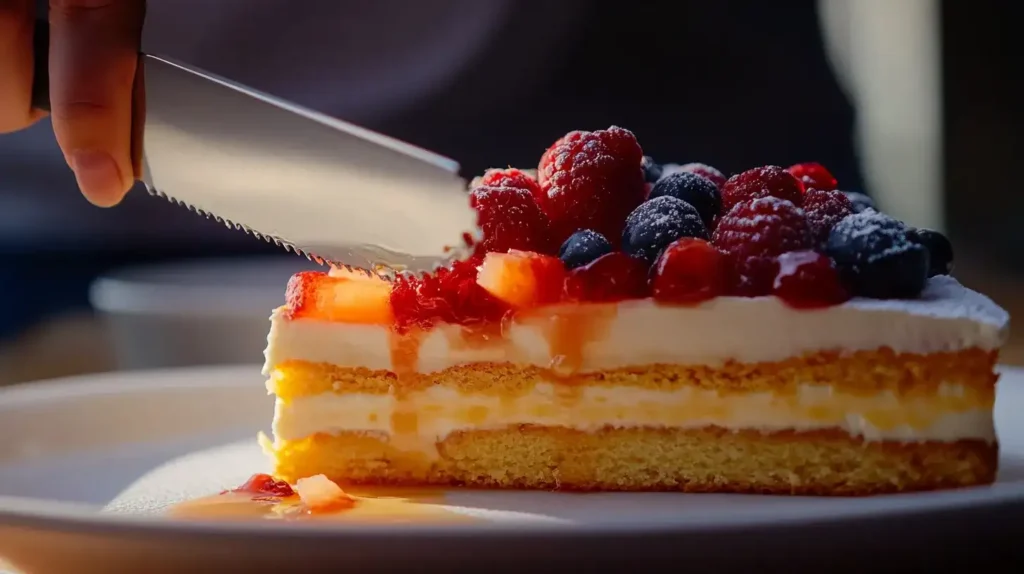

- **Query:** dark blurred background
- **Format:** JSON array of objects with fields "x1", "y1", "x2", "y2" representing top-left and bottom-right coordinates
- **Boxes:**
[{"x1": 0, "y1": 0, "x2": 1020, "y2": 384}]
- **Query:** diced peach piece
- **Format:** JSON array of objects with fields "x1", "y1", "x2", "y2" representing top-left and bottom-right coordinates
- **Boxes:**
[
  {"x1": 285, "y1": 271, "x2": 393, "y2": 324},
  {"x1": 476, "y1": 250, "x2": 566, "y2": 309},
  {"x1": 294, "y1": 474, "x2": 355, "y2": 513},
  {"x1": 327, "y1": 266, "x2": 383, "y2": 281}
]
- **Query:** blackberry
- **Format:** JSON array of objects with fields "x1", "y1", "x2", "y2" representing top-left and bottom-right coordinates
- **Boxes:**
[
  {"x1": 641, "y1": 155, "x2": 663, "y2": 183},
  {"x1": 622, "y1": 196, "x2": 708, "y2": 263},
  {"x1": 825, "y1": 210, "x2": 929, "y2": 299},
  {"x1": 648, "y1": 172, "x2": 722, "y2": 228},
  {"x1": 558, "y1": 230, "x2": 614, "y2": 270},
  {"x1": 908, "y1": 228, "x2": 954, "y2": 276},
  {"x1": 843, "y1": 191, "x2": 876, "y2": 213}
]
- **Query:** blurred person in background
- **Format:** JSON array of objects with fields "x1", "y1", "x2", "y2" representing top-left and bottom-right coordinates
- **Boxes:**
[{"x1": 0, "y1": 0, "x2": 861, "y2": 378}]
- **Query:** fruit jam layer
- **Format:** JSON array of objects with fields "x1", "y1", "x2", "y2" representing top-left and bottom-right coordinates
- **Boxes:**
[
  {"x1": 263, "y1": 276, "x2": 1008, "y2": 377},
  {"x1": 270, "y1": 381, "x2": 995, "y2": 446}
]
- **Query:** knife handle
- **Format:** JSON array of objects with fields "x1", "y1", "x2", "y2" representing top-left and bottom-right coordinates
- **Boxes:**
[{"x1": 31, "y1": 18, "x2": 50, "y2": 112}]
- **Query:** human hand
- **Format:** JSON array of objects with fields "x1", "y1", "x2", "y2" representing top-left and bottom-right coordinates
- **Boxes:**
[{"x1": 0, "y1": 0, "x2": 145, "y2": 207}]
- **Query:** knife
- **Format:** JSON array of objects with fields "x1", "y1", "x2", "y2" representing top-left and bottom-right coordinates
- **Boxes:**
[{"x1": 30, "y1": 20, "x2": 480, "y2": 276}]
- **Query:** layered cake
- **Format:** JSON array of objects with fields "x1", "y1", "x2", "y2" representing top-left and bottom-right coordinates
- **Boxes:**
[{"x1": 261, "y1": 126, "x2": 1009, "y2": 495}]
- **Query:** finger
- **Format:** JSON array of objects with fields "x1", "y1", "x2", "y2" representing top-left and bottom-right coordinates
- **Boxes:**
[
  {"x1": 49, "y1": 0, "x2": 144, "y2": 207},
  {"x1": 0, "y1": 0, "x2": 44, "y2": 133}
]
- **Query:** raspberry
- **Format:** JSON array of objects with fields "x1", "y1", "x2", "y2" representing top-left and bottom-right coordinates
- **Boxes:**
[
  {"x1": 537, "y1": 126, "x2": 647, "y2": 247},
  {"x1": 677, "y1": 163, "x2": 727, "y2": 188},
  {"x1": 727, "y1": 255, "x2": 781, "y2": 297},
  {"x1": 469, "y1": 185, "x2": 552, "y2": 255},
  {"x1": 390, "y1": 258, "x2": 510, "y2": 332},
  {"x1": 236, "y1": 474, "x2": 294, "y2": 497},
  {"x1": 802, "y1": 188, "x2": 854, "y2": 247},
  {"x1": 788, "y1": 162, "x2": 838, "y2": 191},
  {"x1": 564, "y1": 252, "x2": 650, "y2": 303},
  {"x1": 712, "y1": 197, "x2": 812, "y2": 296},
  {"x1": 651, "y1": 238, "x2": 726, "y2": 304},
  {"x1": 479, "y1": 168, "x2": 542, "y2": 197},
  {"x1": 720, "y1": 165, "x2": 804, "y2": 213},
  {"x1": 773, "y1": 251, "x2": 850, "y2": 308}
]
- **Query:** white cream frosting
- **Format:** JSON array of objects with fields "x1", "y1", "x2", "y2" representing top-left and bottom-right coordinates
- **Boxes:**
[
  {"x1": 271, "y1": 383, "x2": 995, "y2": 445},
  {"x1": 263, "y1": 276, "x2": 1009, "y2": 375}
]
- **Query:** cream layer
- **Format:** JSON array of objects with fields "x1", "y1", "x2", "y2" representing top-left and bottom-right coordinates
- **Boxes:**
[
  {"x1": 271, "y1": 383, "x2": 995, "y2": 446},
  {"x1": 263, "y1": 277, "x2": 1009, "y2": 375}
]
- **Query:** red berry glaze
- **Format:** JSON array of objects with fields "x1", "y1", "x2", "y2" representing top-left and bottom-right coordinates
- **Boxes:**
[
  {"x1": 235, "y1": 473, "x2": 294, "y2": 497},
  {"x1": 788, "y1": 162, "x2": 838, "y2": 191},
  {"x1": 537, "y1": 126, "x2": 647, "y2": 247},
  {"x1": 773, "y1": 250, "x2": 850, "y2": 308},
  {"x1": 802, "y1": 188, "x2": 854, "y2": 246},
  {"x1": 564, "y1": 251, "x2": 650, "y2": 303},
  {"x1": 479, "y1": 167, "x2": 542, "y2": 197},
  {"x1": 469, "y1": 185, "x2": 552, "y2": 255},
  {"x1": 720, "y1": 165, "x2": 804, "y2": 213},
  {"x1": 651, "y1": 238, "x2": 726, "y2": 304},
  {"x1": 390, "y1": 258, "x2": 510, "y2": 332},
  {"x1": 677, "y1": 163, "x2": 727, "y2": 188},
  {"x1": 712, "y1": 197, "x2": 812, "y2": 296}
]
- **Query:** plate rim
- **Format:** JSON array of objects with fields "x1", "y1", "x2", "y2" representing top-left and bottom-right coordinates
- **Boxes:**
[{"x1": 2, "y1": 364, "x2": 1023, "y2": 540}]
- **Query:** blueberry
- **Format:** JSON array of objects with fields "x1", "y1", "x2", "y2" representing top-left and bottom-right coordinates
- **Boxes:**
[
  {"x1": 622, "y1": 196, "x2": 708, "y2": 263},
  {"x1": 641, "y1": 156, "x2": 663, "y2": 183},
  {"x1": 825, "y1": 210, "x2": 929, "y2": 299},
  {"x1": 648, "y1": 172, "x2": 721, "y2": 227},
  {"x1": 907, "y1": 228, "x2": 954, "y2": 277},
  {"x1": 559, "y1": 230, "x2": 613, "y2": 270},
  {"x1": 843, "y1": 191, "x2": 876, "y2": 213}
]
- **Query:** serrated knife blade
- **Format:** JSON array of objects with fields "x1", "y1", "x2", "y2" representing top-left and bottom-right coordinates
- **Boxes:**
[{"x1": 30, "y1": 21, "x2": 479, "y2": 275}]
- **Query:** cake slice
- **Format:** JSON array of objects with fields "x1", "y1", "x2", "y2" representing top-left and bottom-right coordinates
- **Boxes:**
[{"x1": 261, "y1": 127, "x2": 1009, "y2": 495}]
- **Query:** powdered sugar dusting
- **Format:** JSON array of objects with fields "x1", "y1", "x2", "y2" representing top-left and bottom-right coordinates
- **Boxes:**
[{"x1": 847, "y1": 275, "x2": 1009, "y2": 332}]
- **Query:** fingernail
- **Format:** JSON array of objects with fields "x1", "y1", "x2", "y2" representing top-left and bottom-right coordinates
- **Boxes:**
[{"x1": 71, "y1": 150, "x2": 125, "y2": 207}]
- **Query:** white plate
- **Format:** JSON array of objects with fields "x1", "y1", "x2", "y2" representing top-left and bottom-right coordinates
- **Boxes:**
[{"x1": 1, "y1": 365, "x2": 1023, "y2": 572}]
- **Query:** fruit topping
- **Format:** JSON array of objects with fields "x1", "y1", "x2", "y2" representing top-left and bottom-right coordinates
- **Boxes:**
[
  {"x1": 907, "y1": 228, "x2": 954, "y2": 277},
  {"x1": 469, "y1": 185, "x2": 552, "y2": 256},
  {"x1": 773, "y1": 251, "x2": 850, "y2": 308},
  {"x1": 802, "y1": 188, "x2": 854, "y2": 247},
  {"x1": 641, "y1": 155, "x2": 663, "y2": 183},
  {"x1": 558, "y1": 229, "x2": 614, "y2": 270},
  {"x1": 648, "y1": 172, "x2": 722, "y2": 228},
  {"x1": 720, "y1": 165, "x2": 804, "y2": 213},
  {"x1": 564, "y1": 251, "x2": 650, "y2": 302},
  {"x1": 712, "y1": 197, "x2": 812, "y2": 296},
  {"x1": 536, "y1": 126, "x2": 647, "y2": 246},
  {"x1": 235, "y1": 473, "x2": 295, "y2": 497},
  {"x1": 285, "y1": 271, "x2": 393, "y2": 324},
  {"x1": 294, "y1": 474, "x2": 355, "y2": 513},
  {"x1": 622, "y1": 196, "x2": 709, "y2": 263},
  {"x1": 825, "y1": 210, "x2": 929, "y2": 299},
  {"x1": 676, "y1": 162, "x2": 727, "y2": 188},
  {"x1": 390, "y1": 258, "x2": 510, "y2": 332},
  {"x1": 843, "y1": 191, "x2": 876, "y2": 213},
  {"x1": 478, "y1": 167, "x2": 543, "y2": 197},
  {"x1": 477, "y1": 250, "x2": 566, "y2": 309},
  {"x1": 651, "y1": 238, "x2": 727, "y2": 304},
  {"x1": 787, "y1": 162, "x2": 838, "y2": 191}
]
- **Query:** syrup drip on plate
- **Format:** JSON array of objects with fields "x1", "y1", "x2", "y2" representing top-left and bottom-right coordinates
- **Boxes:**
[{"x1": 168, "y1": 475, "x2": 475, "y2": 524}]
